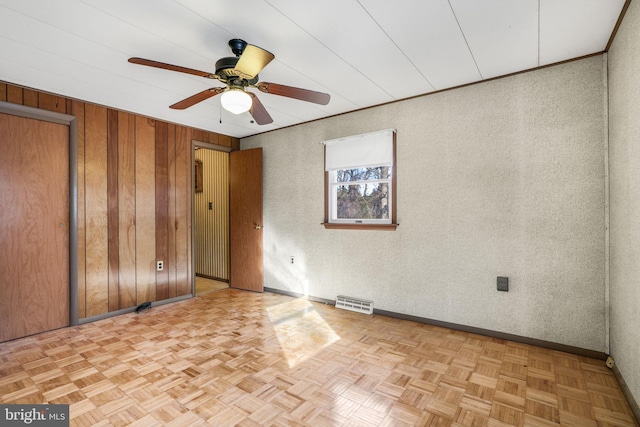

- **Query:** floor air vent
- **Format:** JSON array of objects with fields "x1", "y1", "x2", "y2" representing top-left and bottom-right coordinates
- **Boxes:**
[{"x1": 335, "y1": 295, "x2": 373, "y2": 315}]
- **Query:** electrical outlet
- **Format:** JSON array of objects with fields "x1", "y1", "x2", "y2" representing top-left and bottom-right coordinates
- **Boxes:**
[
  {"x1": 290, "y1": 256, "x2": 294, "y2": 264},
  {"x1": 157, "y1": 260, "x2": 164, "y2": 271}
]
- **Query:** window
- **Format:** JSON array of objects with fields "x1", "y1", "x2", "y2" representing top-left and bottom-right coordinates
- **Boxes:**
[{"x1": 323, "y1": 129, "x2": 397, "y2": 230}]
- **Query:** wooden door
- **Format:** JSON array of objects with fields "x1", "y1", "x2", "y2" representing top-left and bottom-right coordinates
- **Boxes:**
[
  {"x1": 230, "y1": 148, "x2": 263, "y2": 292},
  {"x1": 0, "y1": 113, "x2": 69, "y2": 342}
]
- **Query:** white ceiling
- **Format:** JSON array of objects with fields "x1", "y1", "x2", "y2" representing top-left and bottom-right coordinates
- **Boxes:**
[{"x1": 0, "y1": 0, "x2": 627, "y2": 138}]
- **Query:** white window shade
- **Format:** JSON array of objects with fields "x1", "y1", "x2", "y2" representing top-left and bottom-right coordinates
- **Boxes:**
[{"x1": 324, "y1": 129, "x2": 395, "y2": 171}]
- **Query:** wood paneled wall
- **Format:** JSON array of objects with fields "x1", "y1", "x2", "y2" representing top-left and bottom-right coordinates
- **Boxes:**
[{"x1": 0, "y1": 82, "x2": 240, "y2": 319}]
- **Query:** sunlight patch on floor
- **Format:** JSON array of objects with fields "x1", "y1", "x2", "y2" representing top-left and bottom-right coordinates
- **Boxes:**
[{"x1": 266, "y1": 297, "x2": 340, "y2": 368}]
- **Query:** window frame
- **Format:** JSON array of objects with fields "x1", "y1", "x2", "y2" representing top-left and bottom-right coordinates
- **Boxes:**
[{"x1": 323, "y1": 130, "x2": 398, "y2": 230}]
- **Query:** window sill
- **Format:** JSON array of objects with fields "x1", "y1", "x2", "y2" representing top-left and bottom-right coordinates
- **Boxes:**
[{"x1": 321, "y1": 223, "x2": 398, "y2": 231}]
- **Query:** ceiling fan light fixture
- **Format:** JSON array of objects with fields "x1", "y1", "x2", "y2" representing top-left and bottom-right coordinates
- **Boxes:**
[{"x1": 220, "y1": 88, "x2": 252, "y2": 114}]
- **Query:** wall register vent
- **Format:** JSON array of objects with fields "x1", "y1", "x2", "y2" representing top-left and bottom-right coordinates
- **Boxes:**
[{"x1": 335, "y1": 295, "x2": 373, "y2": 315}]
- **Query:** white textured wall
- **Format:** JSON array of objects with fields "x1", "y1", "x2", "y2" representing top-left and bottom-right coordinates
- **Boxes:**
[
  {"x1": 243, "y1": 56, "x2": 607, "y2": 351},
  {"x1": 608, "y1": 0, "x2": 640, "y2": 409}
]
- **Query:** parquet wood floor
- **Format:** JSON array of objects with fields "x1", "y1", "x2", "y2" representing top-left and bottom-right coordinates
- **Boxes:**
[{"x1": 0, "y1": 289, "x2": 637, "y2": 426}]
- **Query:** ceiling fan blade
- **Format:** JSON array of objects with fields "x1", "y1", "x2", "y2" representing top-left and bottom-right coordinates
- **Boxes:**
[
  {"x1": 233, "y1": 45, "x2": 275, "y2": 80},
  {"x1": 170, "y1": 87, "x2": 225, "y2": 110},
  {"x1": 129, "y1": 57, "x2": 216, "y2": 79},
  {"x1": 248, "y1": 93, "x2": 273, "y2": 125},
  {"x1": 256, "y1": 82, "x2": 330, "y2": 105}
]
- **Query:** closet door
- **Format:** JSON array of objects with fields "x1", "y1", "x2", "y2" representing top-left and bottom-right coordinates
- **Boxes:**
[
  {"x1": 229, "y1": 148, "x2": 263, "y2": 292},
  {"x1": 0, "y1": 112, "x2": 69, "y2": 342}
]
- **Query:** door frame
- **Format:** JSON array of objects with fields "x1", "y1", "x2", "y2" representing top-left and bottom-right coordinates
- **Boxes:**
[
  {"x1": 0, "y1": 101, "x2": 79, "y2": 327},
  {"x1": 190, "y1": 139, "x2": 232, "y2": 296}
]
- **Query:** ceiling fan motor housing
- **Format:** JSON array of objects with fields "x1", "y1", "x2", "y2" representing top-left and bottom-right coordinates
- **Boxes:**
[{"x1": 215, "y1": 56, "x2": 258, "y2": 85}]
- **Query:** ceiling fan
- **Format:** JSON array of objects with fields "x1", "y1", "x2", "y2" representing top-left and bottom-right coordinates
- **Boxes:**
[{"x1": 128, "y1": 38, "x2": 331, "y2": 125}]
